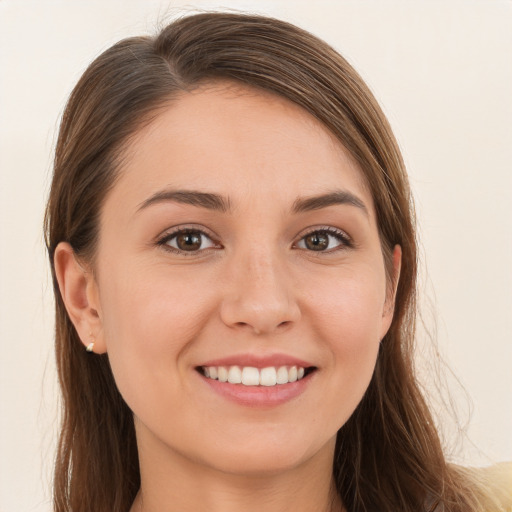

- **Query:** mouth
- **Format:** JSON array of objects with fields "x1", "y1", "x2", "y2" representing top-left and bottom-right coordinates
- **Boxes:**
[{"x1": 196, "y1": 365, "x2": 317, "y2": 387}]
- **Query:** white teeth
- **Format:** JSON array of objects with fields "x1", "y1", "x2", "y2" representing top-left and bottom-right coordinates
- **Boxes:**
[
  {"x1": 260, "y1": 367, "x2": 277, "y2": 386},
  {"x1": 227, "y1": 366, "x2": 242, "y2": 384},
  {"x1": 202, "y1": 365, "x2": 309, "y2": 386},
  {"x1": 218, "y1": 366, "x2": 228, "y2": 382},
  {"x1": 241, "y1": 367, "x2": 260, "y2": 386},
  {"x1": 276, "y1": 366, "x2": 289, "y2": 384}
]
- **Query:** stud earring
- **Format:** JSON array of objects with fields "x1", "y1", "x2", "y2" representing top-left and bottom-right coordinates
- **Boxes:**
[{"x1": 86, "y1": 332, "x2": 95, "y2": 353}]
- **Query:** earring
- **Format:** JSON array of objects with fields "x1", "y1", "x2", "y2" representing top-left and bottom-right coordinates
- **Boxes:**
[{"x1": 86, "y1": 332, "x2": 95, "y2": 353}]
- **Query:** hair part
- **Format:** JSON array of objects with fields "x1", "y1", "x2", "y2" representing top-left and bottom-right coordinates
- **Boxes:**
[{"x1": 45, "y1": 12, "x2": 496, "y2": 512}]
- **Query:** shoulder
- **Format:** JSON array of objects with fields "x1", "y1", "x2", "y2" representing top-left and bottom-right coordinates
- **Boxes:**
[
  {"x1": 478, "y1": 462, "x2": 512, "y2": 510},
  {"x1": 460, "y1": 462, "x2": 512, "y2": 511}
]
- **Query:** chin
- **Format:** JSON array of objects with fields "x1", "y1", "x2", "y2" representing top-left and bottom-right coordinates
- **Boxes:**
[
  {"x1": 192, "y1": 430, "x2": 336, "y2": 477},
  {"x1": 204, "y1": 449, "x2": 313, "y2": 477}
]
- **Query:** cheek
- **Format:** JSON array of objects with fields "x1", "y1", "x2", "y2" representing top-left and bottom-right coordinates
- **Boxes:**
[
  {"x1": 308, "y1": 265, "x2": 386, "y2": 345},
  {"x1": 305, "y1": 268, "x2": 385, "y2": 410},
  {"x1": 96, "y1": 265, "x2": 217, "y2": 404},
  {"x1": 100, "y1": 260, "x2": 214, "y2": 342}
]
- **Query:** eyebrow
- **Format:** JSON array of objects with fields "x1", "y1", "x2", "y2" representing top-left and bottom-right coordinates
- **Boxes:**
[
  {"x1": 136, "y1": 188, "x2": 367, "y2": 216},
  {"x1": 292, "y1": 190, "x2": 368, "y2": 216},
  {"x1": 137, "y1": 189, "x2": 231, "y2": 213}
]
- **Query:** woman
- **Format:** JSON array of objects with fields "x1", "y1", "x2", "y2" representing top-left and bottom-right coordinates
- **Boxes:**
[{"x1": 44, "y1": 12, "x2": 510, "y2": 512}]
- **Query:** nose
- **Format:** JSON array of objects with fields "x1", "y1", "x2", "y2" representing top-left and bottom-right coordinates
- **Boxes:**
[{"x1": 219, "y1": 248, "x2": 301, "y2": 335}]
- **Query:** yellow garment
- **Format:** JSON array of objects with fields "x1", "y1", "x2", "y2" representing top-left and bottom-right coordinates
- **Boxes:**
[
  {"x1": 479, "y1": 462, "x2": 512, "y2": 511},
  {"x1": 458, "y1": 462, "x2": 512, "y2": 511}
]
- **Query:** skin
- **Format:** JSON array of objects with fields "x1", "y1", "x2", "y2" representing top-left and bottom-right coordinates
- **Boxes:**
[{"x1": 55, "y1": 82, "x2": 400, "y2": 512}]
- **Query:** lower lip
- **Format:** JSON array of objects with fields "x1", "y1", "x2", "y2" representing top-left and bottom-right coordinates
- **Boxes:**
[{"x1": 198, "y1": 372, "x2": 314, "y2": 407}]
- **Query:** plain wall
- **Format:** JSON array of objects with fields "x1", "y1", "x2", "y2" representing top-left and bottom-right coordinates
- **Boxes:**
[{"x1": 0, "y1": 1, "x2": 511, "y2": 511}]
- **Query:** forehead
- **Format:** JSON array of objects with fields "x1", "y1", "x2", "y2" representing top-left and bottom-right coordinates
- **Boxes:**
[{"x1": 111, "y1": 81, "x2": 373, "y2": 216}]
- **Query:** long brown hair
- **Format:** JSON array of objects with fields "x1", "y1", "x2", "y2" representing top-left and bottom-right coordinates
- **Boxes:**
[{"x1": 45, "y1": 12, "x2": 495, "y2": 512}]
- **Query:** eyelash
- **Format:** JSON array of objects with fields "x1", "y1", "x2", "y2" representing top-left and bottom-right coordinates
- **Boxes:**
[
  {"x1": 295, "y1": 226, "x2": 354, "y2": 252},
  {"x1": 157, "y1": 227, "x2": 220, "y2": 256},
  {"x1": 156, "y1": 226, "x2": 353, "y2": 255}
]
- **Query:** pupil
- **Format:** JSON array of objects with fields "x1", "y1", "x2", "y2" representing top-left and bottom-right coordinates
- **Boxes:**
[
  {"x1": 177, "y1": 232, "x2": 201, "y2": 251},
  {"x1": 305, "y1": 232, "x2": 328, "y2": 251}
]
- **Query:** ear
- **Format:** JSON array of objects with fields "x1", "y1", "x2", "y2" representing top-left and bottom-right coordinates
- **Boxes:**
[
  {"x1": 380, "y1": 244, "x2": 402, "y2": 339},
  {"x1": 54, "y1": 242, "x2": 107, "y2": 353}
]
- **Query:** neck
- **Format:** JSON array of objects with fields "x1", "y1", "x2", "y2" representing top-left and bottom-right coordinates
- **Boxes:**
[{"x1": 130, "y1": 428, "x2": 343, "y2": 512}]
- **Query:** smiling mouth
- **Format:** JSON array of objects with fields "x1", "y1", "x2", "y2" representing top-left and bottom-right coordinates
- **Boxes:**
[{"x1": 197, "y1": 365, "x2": 317, "y2": 387}]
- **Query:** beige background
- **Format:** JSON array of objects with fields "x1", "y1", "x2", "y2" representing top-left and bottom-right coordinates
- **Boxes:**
[{"x1": 1, "y1": 1, "x2": 511, "y2": 511}]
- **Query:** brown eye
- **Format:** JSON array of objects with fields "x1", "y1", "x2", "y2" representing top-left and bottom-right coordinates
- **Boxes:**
[
  {"x1": 163, "y1": 230, "x2": 216, "y2": 253},
  {"x1": 176, "y1": 232, "x2": 202, "y2": 251},
  {"x1": 296, "y1": 229, "x2": 350, "y2": 252},
  {"x1": 304, "y1": 232, "x2": 329, "y2": 251}
]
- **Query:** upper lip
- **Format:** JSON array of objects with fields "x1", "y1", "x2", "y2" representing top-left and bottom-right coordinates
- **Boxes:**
[{"x1": 197, "y1": 353, "x2": 315, "y2": 369}]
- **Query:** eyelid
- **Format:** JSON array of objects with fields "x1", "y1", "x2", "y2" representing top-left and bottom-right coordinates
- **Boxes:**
[
  {"x1": 156, "y1": 224, "x2": 222, "y2": 254},
  {"x1": 294, "y1": 225, "x2": 354, "y2": 251},
  {"x1": 154, "y1": 224, "x2": 353, "y2": 255}
]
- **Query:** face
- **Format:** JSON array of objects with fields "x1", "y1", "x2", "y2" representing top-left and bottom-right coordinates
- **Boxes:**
[{"x1": 88, "y1": 83, "x2": 398, "y2": 475}]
